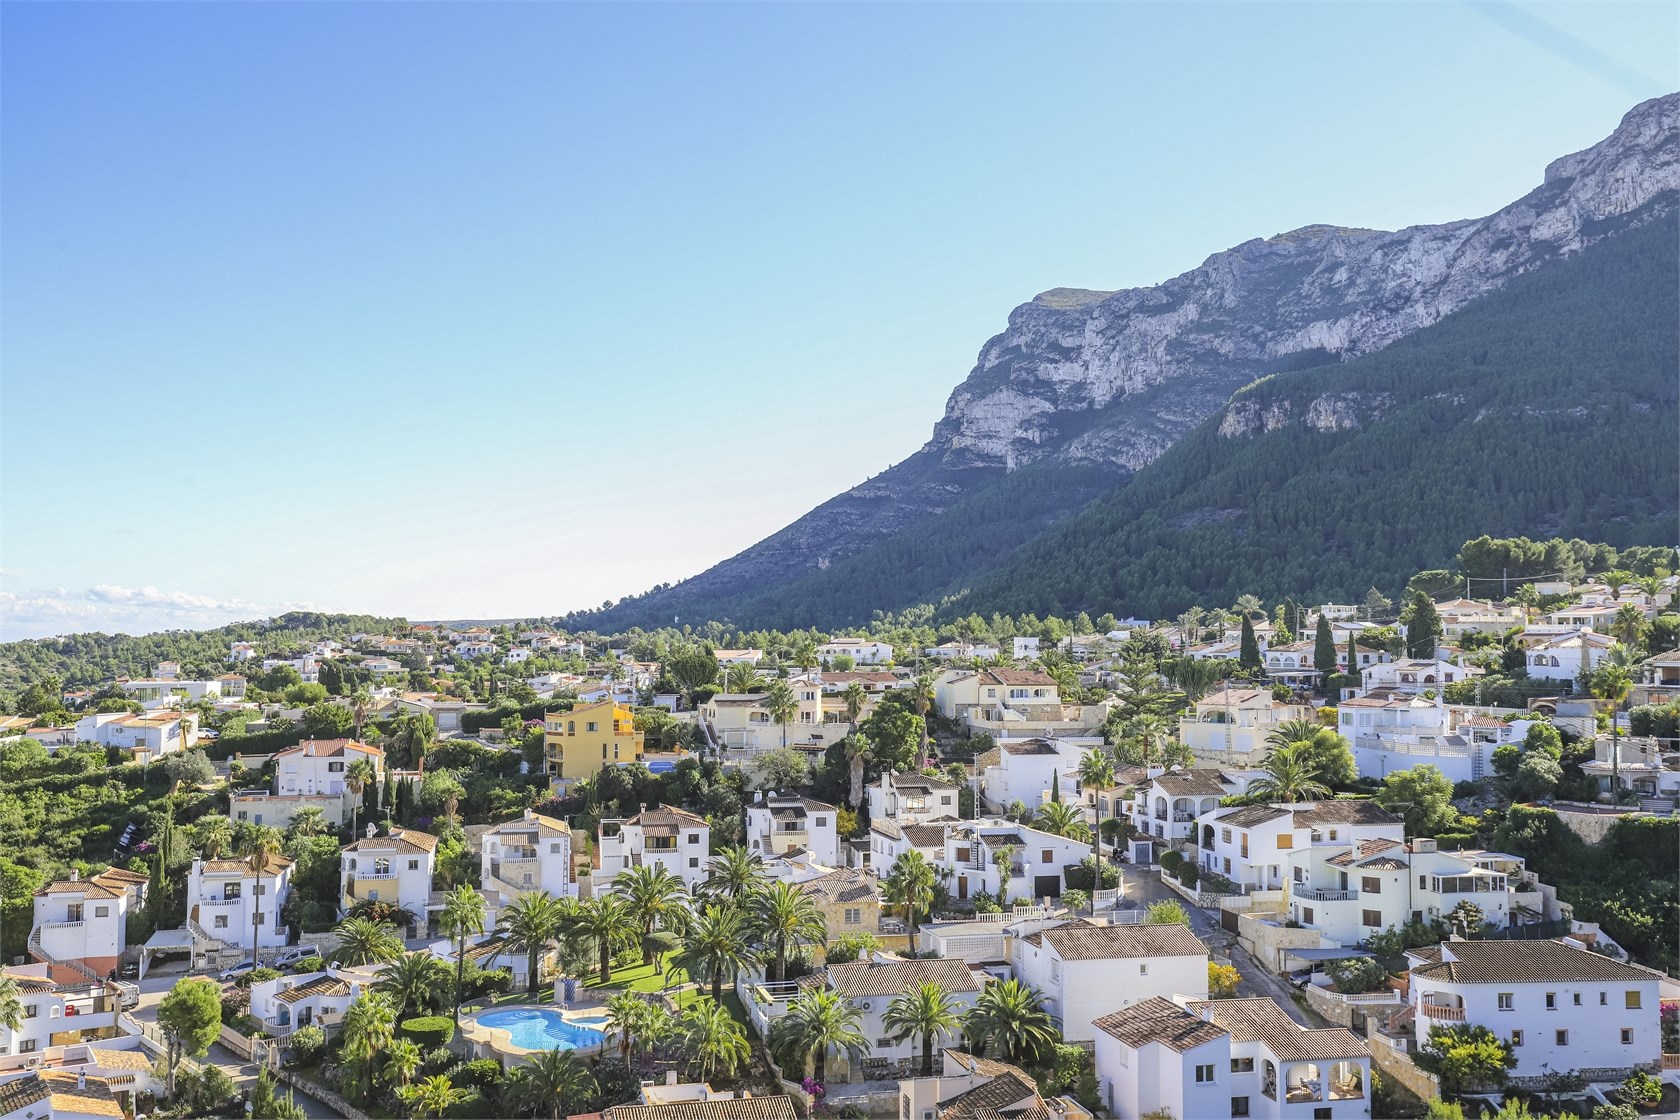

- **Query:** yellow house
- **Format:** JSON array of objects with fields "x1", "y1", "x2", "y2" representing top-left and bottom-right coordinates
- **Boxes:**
[{"x1": 544, "y1": 700, "x2": 644, "y2": 788}]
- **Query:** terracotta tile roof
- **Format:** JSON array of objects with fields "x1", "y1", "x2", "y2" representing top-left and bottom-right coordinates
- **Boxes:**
[
  {"x1": 1326, "y1": 838, "x2": 1404, "y2": 867},
  {"x1": 871, "y1": 818, "x2": 904, "y2": 841},
  {"x1": 1408, "y1": 940, "x2": 1661, "y2": 984},
  {"x1": 889, "y1": 771, "x2": 958, "y2": 791},
  {"x1": 275, "y1": 738, "x2": 381, "y2": 760},
  {"x1": 1293, "y1": 801, "x2": 1401, "y2": 827},
  {"x1": 91, "y1": 866, "x2": 150, "y2": 885},
  {"x1": 937, "y1": 1068, "x2": 1047, "y2": 1120},
  {"x1": 903, "y1": 824, "x2": 949, "y2": 848},
  {"x1": 201, "y1": 854, "x2": 295, "y2": 875},
  {"x1": 1151, "y1": 770, "x2": 1233, "y2": 797},
  {"x1": 603, "y1": 1096, "x2": 799, "y2": 1120},
  {"x1": 0, "y1": 1071, "x2": 124, "y2": 1118},
  {"x1": 1186, "y1": 998, "x2": 1368, "y2": 1062},
  {"x1": 1020, "y1": 921, "x2": 1207, "y2": 961},
  {"x1": 1199, "y1": 688, "x2": 1271, "y2": 705},
  {"x1": 1215, "y1": 805, "x2": 1290, "y2": 828},
  {"x1": 1094, "y1": 996, "x2": 1229, "y2": 1052},
  {"x1": 979, "y1": 669, "x2": 1058, "y2": 688},
  {"x1": 86, "y1": 1046, "x2": 156, "y2": 1071},
  {"x1": 35, "y1": 880, "x2": 120, "y2": 899},
  {"x1": 797, "y1": 870, "x2": 876, "y2": 905},
  {"x1": 345, "y1": 826, "x2": 438, "y2": 855},
  {"x1": 825, "y1": 956, "x2": 981, "y2": 998},
  {"x1": 630, "y1": 806, "x2": 709, "y2": 829},
  {"x1": 484, "y1": 812, "x2": 570, "y2": 838},
  {"x1": 276, "y1": 976, "x2": 352, "y2": 1004},
  {"x1": 0, "y1": 969, "x2": 56, "y2": 994},
  {"x1": 1359, "y1": 857, "x2": 1409, "y2": 870}
]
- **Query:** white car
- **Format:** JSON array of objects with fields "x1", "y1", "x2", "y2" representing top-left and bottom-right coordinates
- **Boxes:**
[{"x1": 218, "y1": 960, "x2": 257, "y2": 982}]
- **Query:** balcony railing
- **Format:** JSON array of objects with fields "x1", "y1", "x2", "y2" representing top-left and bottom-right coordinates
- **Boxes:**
[
  {"x1": 1295, "y1": 887, "x2": 1359, "y2": 902},
  {"x1": 1172, "y1": 812, "x2": 1194, "y2": 822},
  {"x1": 1421, "y1": 1003, "x2": 1466, "y2": 1022},
  {"x1": 200, "y1": 897, "x2": 243, "y2": 907}
]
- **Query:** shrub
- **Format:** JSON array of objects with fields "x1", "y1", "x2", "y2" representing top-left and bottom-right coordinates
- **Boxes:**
[
  {"x1": 1176, "y1": 862, "x2": 1200, "y2": 888},
  {"x1": 1414, "y1": 1023, "x2": 1516, "y2": 1094},
  {"x1": 1327, "y1": 955, "x2": 1388, "y2": 994},
  {"x1": 1058, "y1": 889, "x2": 1090, "y2": 913},
  {"x1": 1144, "y1": 900, "x2": 1189, "y2": 926},
  {"x1": 449, "y1": 1058, "x2": 505, "y2": 1090},
  {"x1": 972, "y1": 890, "x2": 1001, "y2": 915},
  {"x1": 1207, "y1": 962, "x2": 1240, "y2": 998},
  {"x1": 286, "y1": 1025, "x2": 327, "y2": 1066},
  {"x1": 419, "y1": 1045, "x2": 457, "y2": 1077},
  {"x1": 1159, "y1": 849, "x2": 1184, "y2": 875},
  {"x1": 400, "y1": 1016, "x2": 455, "y2": 1048},
  {"x1": 1616, "y1": 1071, "x2": 1662, "y2": 1108}
]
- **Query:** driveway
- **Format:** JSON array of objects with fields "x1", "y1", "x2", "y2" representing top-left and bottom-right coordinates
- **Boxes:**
[
  {"x1": 1122, "y1": 867, "x2": 1322, "y2": 1027},
  {"x1": 129, "y1": 975, "x2": 342, "y2": 1118}
]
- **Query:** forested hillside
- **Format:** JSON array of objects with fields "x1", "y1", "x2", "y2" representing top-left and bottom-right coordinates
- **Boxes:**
[{"x1": 947, "y1": 208, "x2": 1678, "y2": 621}]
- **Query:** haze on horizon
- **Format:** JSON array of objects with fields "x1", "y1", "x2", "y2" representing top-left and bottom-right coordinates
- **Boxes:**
[{"x1": 2, "y1": 1, "x2": 1676, "y2": 641}]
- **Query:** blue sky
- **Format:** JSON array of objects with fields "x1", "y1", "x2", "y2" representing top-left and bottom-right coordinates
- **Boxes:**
[{"x1": 2, "y1": 2, "x2": 1675, "y2": 640}]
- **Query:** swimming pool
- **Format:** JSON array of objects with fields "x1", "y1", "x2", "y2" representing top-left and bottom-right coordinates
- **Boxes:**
[{"x1": 473, "y1": 1008, "x2": 608, "y2": 1052}]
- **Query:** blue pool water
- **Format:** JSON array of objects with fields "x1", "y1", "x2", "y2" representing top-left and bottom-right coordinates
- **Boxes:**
[{"x1": 476, "y1": 1008, "x2": 607, "y2": 1051}]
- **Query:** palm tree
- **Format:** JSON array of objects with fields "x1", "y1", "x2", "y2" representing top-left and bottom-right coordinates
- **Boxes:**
[
  {"x1": 1035, "y1": 801, "x2": 1091, "y2": 843},
  {"x1": 722, "y1": 661, "x2": 759, "y2": 695},
  {"x1": 1249, "y1": 742, "x2": 1331, "y2": 804},
  {"x1": 963, "y1": 978, "x2": 1056, "y2": 1067},
  {"x1": 841, "y1": 681, "x2": 868, "y2": 736},
  {"x1": 1234, "y1": 594, "x2": 1264, "y2": 621},
  {"x1": 339, "y1": 993, "x2": 396, "y2": 1103},
  {"x1": 1513, "y1": 583, "x2": 1541, "y2": 625},
  {"x1": 681, "y1": 996, "x2": 751, "y2": 1080},
  {"x1": 751, "y1": 879, "x2": 828, "y2": 982},
  {"x1": 767, "y1": 988, "x2": 866, "y2": 1085},
  {"x1": 288, "y1": 806, "x2": 329, "y2": 838},
  {"x1": 843, "y1": 733, "x2": 874, "y2": 810},
  {"x1": 374, "y1": 951, "x2": 443, "y2": 1019},
  {"x1": 404, "y1": 1074, "x2": 466, "y2": 1120},
  {"x1": 613, "y1": 864, "x2": 687, "y2": 969},
  {"x1": 571, "y1": 895, "x2": 635, "y2": 984},
  {"x1": 764, "y1": 679, "x2": 798, "y2": 748},
  {"x1": 1612, "y1": 603, "x2": 1647, "y2": 650},
  {"x1": 381, "y1": 1038, "x2": 422, "y2": 1098},
  {"x1": 704, "y1": 847, "x2": 768, "y2": 902},
  {"x1": 911, "y1": 673, "x2": 936, "y2": 769},
  {"x1": 991, "y1": 844, "x2": 1018, "y2": 909},
  {"x1": 440, "y1": 884, "x2": 487, "y2": 1030},
  {"x1": 1077, "y1": 749, "x2": 1117, "y2": 860},
  {"x1": 510, "y1": 1049, "x2": 596, "y2": 1120},
  {"x1": 350, "y1": 688, "x2": 374, "y2": 741},
  {"x1": 603, "y1": 990, "x2": 648, "y2": 1063},
  {"x1": 345, "y1": 758, "x2": 376, "y2": 838},
  {"x1": 884, "y1": 980, "x2": 960, "y2": 1076},
  {"x1": 673, "y1": 903, "x2": 754, "y2": 1002},
  {"x1": 329, "y1": 916, "x2": 405, "y2": 967},
  {"x1": 239, "y1": 827, "x2": 284, "y2": 964},
  {"x1": 1590, "y1": 646, "x2": 1638, "y2": 795},
  {"x1": 0, "y1": 975, "x2": 22, "y2": 1036},
  {"x1": 196, "y1": 816, "x2": 233, "y2": 860},
  {"x1": 881, "y1": 850, "x2": 936, "y2": 936},
  {"x1": 497, "y1": 891, "x2": 568, "y2": 997}
]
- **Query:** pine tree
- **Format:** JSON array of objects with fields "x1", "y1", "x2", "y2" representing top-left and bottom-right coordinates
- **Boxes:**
[
  {"x1": 1314, "y1": 614, "x2": 1337, "y2": 679},
  {"x1": 1403, "y1": 591, "x2": 1443, "y2": 660},
  {"x1": 1239, "y1": 616, "x2": 1262, "y2": 671}
]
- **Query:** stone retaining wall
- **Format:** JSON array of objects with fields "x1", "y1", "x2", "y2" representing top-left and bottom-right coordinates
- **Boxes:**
[{"x1": 1362, "y1": 1022, "x2": 1439, "y2": 1102}]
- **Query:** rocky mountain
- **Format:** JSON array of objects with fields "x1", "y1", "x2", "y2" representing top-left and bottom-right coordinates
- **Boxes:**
[{"x1": 573, "y1": 93, "x2": 1679, "y2": 632}]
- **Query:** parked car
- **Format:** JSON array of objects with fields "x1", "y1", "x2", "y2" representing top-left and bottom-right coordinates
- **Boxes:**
[
  {"x1": 218, "y1": 960, "x2": 257, "y2": 982},
  {"x1": 273, "y1": 946, "x2": 322, "y2": 970}
]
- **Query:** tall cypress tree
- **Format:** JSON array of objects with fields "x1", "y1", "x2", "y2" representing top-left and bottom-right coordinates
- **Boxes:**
[
  {"x1": 1404, "y1": 591, "x2": 1443, "y2": 659},
  {"x1": 1345, "y1": 629, "x2": 1360, "y2": 685},
  {"x1": 1239, "y1": 616, "x2": 1262, "y2": 671},
  {"x1": 1314, "y1": 614, "x2": 1337, "y2": 680}
]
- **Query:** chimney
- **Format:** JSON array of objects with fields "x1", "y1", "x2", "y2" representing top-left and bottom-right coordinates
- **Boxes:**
[
  {"x1": 70, "y1": 869, "x2": 80, "y2": 881},
  {"x1": 365, "y1": 823, "x2": 376, "y2": 839},
  {"x1": 665, "y1": 1071, "x2": 678, "y2": 1086}
]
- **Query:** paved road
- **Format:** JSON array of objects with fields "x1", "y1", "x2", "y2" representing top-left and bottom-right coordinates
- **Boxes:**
[
  {"x1": 130, "y1": 975, "x2": 342, "y2": 1118},
  {"x1": 1122, "y1": 867, "x2": 1321, "y2": 1027}
]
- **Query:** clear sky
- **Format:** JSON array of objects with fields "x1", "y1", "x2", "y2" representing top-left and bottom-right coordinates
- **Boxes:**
[{"x1": 2, "y1": 1, "x2": 1675, "y2": 640}]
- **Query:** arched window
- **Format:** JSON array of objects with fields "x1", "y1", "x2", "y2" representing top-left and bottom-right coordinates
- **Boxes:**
[{"x1": 374, "y1": 858, "x2": 390, "y2": 876}]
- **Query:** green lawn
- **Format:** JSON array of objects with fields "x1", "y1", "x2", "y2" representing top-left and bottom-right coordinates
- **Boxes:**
[{"x1": 581, "y1": 961, "x2": 750, "y2": 1024}]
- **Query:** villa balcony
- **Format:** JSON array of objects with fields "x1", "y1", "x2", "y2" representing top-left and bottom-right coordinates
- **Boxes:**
[
  {"x1": 1295, "y1": 886, "x2": 1359, "y2": 902},
  {"x1": 1421, "y1": 1002, "x2": 1465, "y2": 1022}
]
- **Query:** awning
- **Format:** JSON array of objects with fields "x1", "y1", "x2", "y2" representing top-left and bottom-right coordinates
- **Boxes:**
[
  {"x1": 142, "y1": 928, "x2": 195, "y2": 951},
  {"x1": 1284, "y1": 947, "x2": 1374, "y2": 962}
]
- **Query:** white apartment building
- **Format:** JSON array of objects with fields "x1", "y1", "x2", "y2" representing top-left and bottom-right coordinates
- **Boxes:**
[
  {"x1": 866, "y1": 770, "x2": 960, "y2": 825},
  {"x1": 29, "y1": 869, "x2": 147, "y2": 980},
  {"x1": 1195, "y1": 800, "x2": 1404, "y2": 892},
  {"x1": 1178, "y1": 689, "x2": 1316, "y2": 769},
  {"x1": 1524, "y1": 629, "x2": 1616, "y2": 684},
  {"x1": 868, "y1": 818, "x2": 951, "y2": 874},
  {"x1": 1358, "y1": 659, "x2": 1480, "y2": 693},
  {"x1": 1012, "y1": 637, "x2": 1041, "y2": 660},
  {"x1": 71, "y1": 710, "x2": 197, "y2": 762},
  {"x1": 1130, "y1": 769, "x2": 1261, "y2": 846},
  {"x1": 934, "y1": 669, "x2": 1062, "y2": 725},
  {"x1": 940, "y1": 821, "x2": 1092, "y2": 905},
  {"x1": 117, "y1": 677, "x2": 222, "y2": 705},
  {"x1": 746, "y1": 793, "x2": 841, "y2": 868},
  {"x1": 818, "y1": 957, "x2": 983, "y2": 1081},
  {"x1": 702, "y1": 686, "x2": 835, "y2": 752},
  {"x1": 1011, "y1": 921, "x2": 1208, "y2": 1043},
  {"x1": 339, "y1": 827, "x2": 437, "y2": 937},
  {"x1": 1094, "y1": 996, "x2": 1370, "y2": 1120},
  {"x1": 187, "y1": 854, "x2": 294, "y2": 956},
  {"x1": 0, "y1": 965, "x2": 126, "y2": 1071},
  {"x1": 1287, "y1": 838, "x2": 1551, "y2": 944},
  {"x1": 597, "y1": 806, "x2": 710, "y2": 892},
  {"x1": 975, "y1": 737, "x2": 1091, "y2": 815},
  {"x1": 817, "y1": 638, "x2": 894, "y2": 665},
  {"x1": 1402, "y1": 940, "x2": 1662, "y2": 1084},
  {"x1": 479, "y1": 810, "x2": 578, "y2": 915},
  {"x1": 1338, "y1": 690, "x2": 1525, "y2": 783}
]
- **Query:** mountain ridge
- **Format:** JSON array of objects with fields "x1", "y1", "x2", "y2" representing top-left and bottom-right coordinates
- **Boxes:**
[{"x1": 571, "y1": 93, "x2": 1680, "y2": 632}]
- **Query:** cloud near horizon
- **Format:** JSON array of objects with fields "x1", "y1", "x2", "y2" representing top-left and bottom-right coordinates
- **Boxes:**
[{"x1": 0, "y1": 582, "x2": 328, "y2": 641}]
